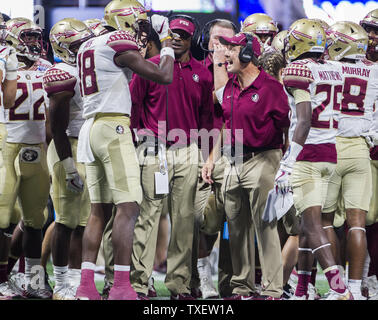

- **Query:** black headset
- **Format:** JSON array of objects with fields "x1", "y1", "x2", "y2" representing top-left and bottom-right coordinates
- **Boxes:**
[
  {"x1": 168, "y1": 14, "x2": 201, "y2": 47},
  {"x1": 239, "y1": 32, "x2": 255, "y2": 63},
  {"x1": 200, "y1": 19, "x2": 239, "y2": 52}
]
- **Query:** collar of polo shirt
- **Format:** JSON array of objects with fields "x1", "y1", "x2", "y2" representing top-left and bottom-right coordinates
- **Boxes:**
[{"x1": 231, "y1": 67, "x2": 265, "y2": 90}]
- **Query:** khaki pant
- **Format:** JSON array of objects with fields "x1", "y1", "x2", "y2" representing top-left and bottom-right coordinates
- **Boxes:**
[
  {"x1": 191, "y1": 157, "x2": 233, "y2": 295},
  {"x1": 131, "y1": 143, "x2": 199, "y2": 295},
  {"x1": 0, "y1": 142, "x2": 49, "y2": 229},
  {"x1": 0, "y1": 125, "x2": 22, "y2": 226},
  {"x1": 222, "y1": 149, "x2": 283, "y2": 298},
  {"x1": 367, "y1": 160, "x2": 378, "y2": 226},
  {"x1": 85, "y1": 115, "x2": 142, "y2": 205},
  {"x1": 47, "y1": 138, "x2": 90, "y2": 229},
  {"x1": 323, "y1": 137, "x2": 372, "y2": 213},
  {"x1": 291, "y1": 161, "x2": 336, "y2": 215}
]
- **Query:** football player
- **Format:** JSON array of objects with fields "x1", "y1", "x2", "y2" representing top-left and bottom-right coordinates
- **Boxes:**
[
  {"x1": 323, "y1": 21, "x2": 378, "y2": 300},
  {"x1": 83, "y1": 18, "x2": 108, "y2": 37},
  {"x1": 360, "y1": 9, "x2": 378, "y2": 299},
  {"x1": 0, "y1": 12, "x2": 18, "y2": 300},
  {"x1": 275, "y1": 18, "x2": 352, "y2": 300},
  {"x1": 241, "y1": 13, "x2": 278, "y2": 47},
  {"x1": 75, "y1": 0, "x2": 174, "y2": 300},
  {"x1": 43, "y1": 18, "x2": 95, "y2": 300},
  {"x1": 0, "y1": 17, "x2": 51, "y2": 299}
]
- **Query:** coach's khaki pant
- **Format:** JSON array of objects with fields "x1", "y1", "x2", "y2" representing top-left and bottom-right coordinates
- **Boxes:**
[
  {"x1": 191, "y1": 157, "x2": 233, "y2": 295},
  {"x1": 222, "y1": 149, "x2": 283, "y2": 298},
  {"x1": 47, "y1": 138, "x2": 90, "y2": 229},
  {"x1": 0, "y1": 142, "x2": 49, "y2": 229},
  {"x1": 131, "y1": 143, "x2": 199, "y2": 295}
]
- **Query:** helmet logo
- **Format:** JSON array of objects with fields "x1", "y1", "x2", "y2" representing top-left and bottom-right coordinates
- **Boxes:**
[
  {"x1": 11, "y1": 21, "x2": 27, "y2": 30},
  {"x1": 55, "y1": 30, "x2": 78, "y2": 38}
]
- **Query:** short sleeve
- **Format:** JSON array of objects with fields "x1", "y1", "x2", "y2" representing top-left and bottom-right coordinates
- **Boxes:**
[
  {"x1": 283, "y1": 62, "x2": 314, "y2": 93},
  {"x1": 106, "y1": 30, "x2": 139, "y2": 54},
  {"x1": 43, "y1": 67, "x2": 77, "y2": 97},
  {"x1": 215, "y1": 86, "x2": 225, "y2": 105}
]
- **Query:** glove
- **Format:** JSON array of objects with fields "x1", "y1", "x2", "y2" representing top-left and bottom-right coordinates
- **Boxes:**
[
  {"x1": 62, "y1": 157, "x2": 84, "y2": 193},
  {"x1": 274, "y1": 141, "x2": 303, "y2": 194},
  {"x1": 5, "y1": 47, "x2": 18, "y2": 81},
  {"x1": 150, "y1": 14, "x2": 170, "y2": 41},
  {"x1": 362, "y1": 129, "x2": 378, "y2": 148},
  {"x1": 274, "y1": 164, "x2": 293, "y2": 194}
]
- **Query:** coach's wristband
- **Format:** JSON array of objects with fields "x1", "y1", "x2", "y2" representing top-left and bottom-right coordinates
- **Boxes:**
[
  {"x1": 160, "y1": 47, "x2": 175, "y2": 60},
  {"x1": 61, "y1": 157, "x2": 77, "y2": 174}
]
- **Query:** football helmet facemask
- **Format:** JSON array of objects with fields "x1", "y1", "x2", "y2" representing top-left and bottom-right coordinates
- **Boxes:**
[{"x1": 5, "y1": 17, "x2": 47, "y2": 61}]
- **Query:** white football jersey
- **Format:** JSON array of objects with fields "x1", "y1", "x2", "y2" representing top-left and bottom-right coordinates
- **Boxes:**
[
  {"x1": 283, "y1": 58, "x2": 343, "y2": 145},
  {"x1": 337, "y1": 59, "x2": 378, "y2": 137},
  {"x1": 5, "y1": 58, "x2": 51, "y2": 144},
  {"x1": 77, "y1": 30, "x2": 137, "y2": 119},
  {"x1": 43, "y1": 62, "x2": 84, "y2": 137},
  {"x1": 0, "y1": 44, "x2": 12, "y2": 124}
]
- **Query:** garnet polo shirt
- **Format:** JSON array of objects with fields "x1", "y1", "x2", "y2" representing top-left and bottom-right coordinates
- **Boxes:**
[
  {"x1": 221, "y1": 68, "x2": 290, "y2": 149},
  {"x1": 130, "y1": 54, "x2": 214, "y2": 146}
]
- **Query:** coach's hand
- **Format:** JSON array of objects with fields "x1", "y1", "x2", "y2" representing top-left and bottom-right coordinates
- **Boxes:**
[
  {"x1": 274, "y1": 164, "x2": 292, "y2": 194},
  {"x1": 62, "y1": 157, "x2": 84, "y2": 193},
  {"x1": 151, "y1": 14, "x2": 170, "y2": 41},
  {"x1": 202, "y1": 161, "x2": 215, "y2": 184}
]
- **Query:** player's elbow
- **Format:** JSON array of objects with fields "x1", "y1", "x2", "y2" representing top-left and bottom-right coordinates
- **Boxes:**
[
  {"x1": 158, "y1": 73, "x2": 173, "y2": 85},
  {"x1": 3, "y1": 95, "x2": 15, "y2": 109}
]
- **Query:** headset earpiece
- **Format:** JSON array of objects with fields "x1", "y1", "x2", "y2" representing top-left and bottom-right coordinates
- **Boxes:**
[
  {"x1": 239, "y1": 33, "x2": 254, "y2": 63},
  {"x1": 200, "y1": 19, "x2": 239, "y2": 52}
]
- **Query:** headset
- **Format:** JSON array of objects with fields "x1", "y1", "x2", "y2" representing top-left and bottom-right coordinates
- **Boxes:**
[
  {"x1": 200, "y1": 18, "x2": 239, "y2": 52},
  {"x1": 168, "y1": 14, "x2": 201, "y2": 48},
  {"x1": 239, "y1": 32, "x2": 255, "y2": 63}
]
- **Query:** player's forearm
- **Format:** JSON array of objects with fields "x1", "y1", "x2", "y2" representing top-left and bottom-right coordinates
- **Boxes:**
[
  {"x1": 52, "y1": 129, "x2": 73, "y2": 161},
  {"x1": 2, "y1": 79, "x2": 17, "y2": 109}
]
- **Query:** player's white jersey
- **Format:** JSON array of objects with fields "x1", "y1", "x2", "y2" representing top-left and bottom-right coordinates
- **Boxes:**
[
  {"x1": 283, "y1": 58, "x2": 343, "y2": 145},
  {"x1": 336, "y1": 59, "x2": 378, "y2": 137},
  {"x1": 77, "y1": 30, "x2": 137, "y2": 119},
  {"x1": 5, "y1": 58, "x2": 51, "y2": 144},
  {"x1": 43, "y1": 62, "x2": 84, "y2": 137}
]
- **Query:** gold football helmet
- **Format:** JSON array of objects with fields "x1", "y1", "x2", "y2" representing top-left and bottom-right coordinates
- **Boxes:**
[
  {"x1": 360, "y1": 9, "x2": 378, "y2": 55},
  {"x1": 50, "y1": 18, "x2": 94, "y2": 64},
  {"x1": 271, "y1": 30, "x2": 288, "y2": 52},
  {"x1": 241, "y1": 13, "x2": 278, "y2": 45},
  {"x1": 310, "y1": 19, "x2": 330, "y2": 32},
  {"x1": 104, "y1": 0, "x2": 149, "y2": 43},
  {"x1": 5, "y1": 17, "x2": 47, "y2": 61},
  {"x1": 327, "y1": 21, "x2": 368, "y2": 61},
  {"x1": 83, "y1": 19, "x2": 108, "y2": 37},
  {"x1": 0, "y1": 13, "x2": 8, "y2": 42},
  {"x1": 285, "y1": 18, "x2": 326, "y2": 62}
]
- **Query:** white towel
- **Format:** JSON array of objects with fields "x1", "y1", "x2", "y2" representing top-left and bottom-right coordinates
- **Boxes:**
[
  {"x1": 77, "y1": 117, "x2": 95, "y2": 163},
  {"x1": 262, "y1": 189, "x2": 294, "y2": 223}
]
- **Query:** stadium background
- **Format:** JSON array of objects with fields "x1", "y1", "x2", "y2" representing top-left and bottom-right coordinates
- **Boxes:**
[{"x1": 0, "y1": 0, "x2": 377, "y2": 298}]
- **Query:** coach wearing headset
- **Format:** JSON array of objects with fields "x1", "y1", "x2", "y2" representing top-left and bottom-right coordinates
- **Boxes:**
[
  {"x1": 202, "y1": 32, "x2": 290, "y2": 299},
  {"x1": 130, "y1": 15, "x2": 214, "y2": 300}
]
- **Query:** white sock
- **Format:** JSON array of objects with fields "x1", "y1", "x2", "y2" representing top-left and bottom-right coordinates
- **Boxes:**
[
  {"x1": 68, "y1": 268, "x2": 81, "y2": 288},
  {"x1": 81, "y1": 262, "x2": 96, "y2": 271},
  {"x1": 25, "y1": 258, "x2": 42, "y2": 289},
  {"x1": 197, "y1": 257, "x2": 209, "y2": 270},
  {"x1": 348, "y1": 279, "x2": 362, "y2": 294},
  {"x1": 53, "y1": 265, "x2": 68, "y2": 289},
  {"x1": 362, "y1": 251, "x2": 371, "y2": 283},
  {"x1": 114, "y1": 265, "x2": 130, "y2": 272}
]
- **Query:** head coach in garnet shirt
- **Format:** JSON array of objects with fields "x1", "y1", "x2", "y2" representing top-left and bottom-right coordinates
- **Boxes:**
[{"x1": 202, "y1": 32, "x2": 290, "y2": 299}]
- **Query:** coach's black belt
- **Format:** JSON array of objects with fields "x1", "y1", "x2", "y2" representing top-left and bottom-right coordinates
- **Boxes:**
[{"x1": 223, "y1": 144, "x2": 273, "y2": 163}]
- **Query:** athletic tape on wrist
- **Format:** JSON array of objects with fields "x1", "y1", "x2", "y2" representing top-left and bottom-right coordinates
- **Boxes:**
[
  {"x1": 61, "y1": 157, "x2": 76, "y2": 174},
  {"x1": 160, "y1": 47, "x2": 175, "y2": 60}
]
